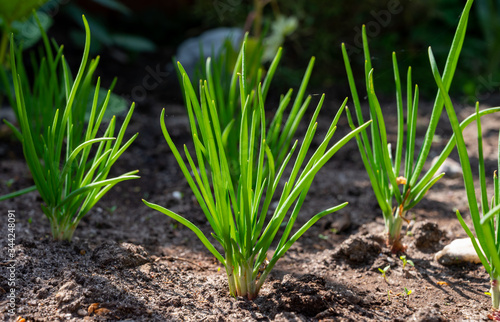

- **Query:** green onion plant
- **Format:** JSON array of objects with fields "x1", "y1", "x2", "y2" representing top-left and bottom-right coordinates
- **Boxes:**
[
  {"x1": 430, "y1": 49, "x2": 500, "y2": 311},
  {"x1": 3, "y1": 15, "x2": 139, "y2": 241},
  {"x1": 341, "y1": 0, "x2": 500, "y2": 252},
  {"x1": 144, "y1": 42, "x2": 371, "y2": 299}
]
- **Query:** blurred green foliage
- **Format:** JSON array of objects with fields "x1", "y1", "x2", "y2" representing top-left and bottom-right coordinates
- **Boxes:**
[
  {"x1": 192, "y1": 0, "x2": 499, "y2": 100},
  {"x1": 0, "y1": 0, "x2": 50, "y2": 67},
  {"x1": 62, "y1": 1, "x2": 156, "y2": 55},
  {"x1": 0, "y1": 0, "x2": 151, "y2": 113},
  {"x1": 0, "y1": 0, "x2": 51, "y2": 107},
  {"x1": 0, "y1": 1, "x2": 48, "y2": 24},
  {"x1": 3, "y1": 1, "x2": 494, "y2": 101}
]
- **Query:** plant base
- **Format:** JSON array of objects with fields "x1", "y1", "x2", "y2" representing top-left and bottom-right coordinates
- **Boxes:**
[
  {"x1": 386, "y1": 209, "x2": 406, "y2": 254},
  {"x1": 492, "y1": 279, "x2": 500, "y2": 310},
  {"x1": 49, "y1": 215, "x2": 77, "y2": 242},
  {"x1": 387, "y1": 234, "x2": 406, "y2": 254}
]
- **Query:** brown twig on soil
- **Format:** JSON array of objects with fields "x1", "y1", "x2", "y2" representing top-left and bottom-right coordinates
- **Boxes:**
[{"x1": 164, "y1": 256, "x2": 206, "y2": 270}]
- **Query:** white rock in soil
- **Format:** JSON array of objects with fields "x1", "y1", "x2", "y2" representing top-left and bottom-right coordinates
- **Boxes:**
[
  {"x1": 77, "y1": 309, "x2": 88, "y2": 316},
  {"x1": 434, "y1": 238, "x2": 482, "y2": 265},
  {"x1": 172, "y1": 191, "x2": 183, "y2": 200},
  {"x1": 430, "y1": 156, "x2": 463, "y2": 178}
]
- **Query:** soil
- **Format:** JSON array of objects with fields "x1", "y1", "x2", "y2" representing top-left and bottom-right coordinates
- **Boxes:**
[{"x1": 2, "y1": 55, "x2": 500, "y2": 321}]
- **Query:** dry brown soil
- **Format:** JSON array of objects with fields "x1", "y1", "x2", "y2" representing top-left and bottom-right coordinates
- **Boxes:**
[{"x1": 1, "y1": 84, "x2": 500, "y2": 321}]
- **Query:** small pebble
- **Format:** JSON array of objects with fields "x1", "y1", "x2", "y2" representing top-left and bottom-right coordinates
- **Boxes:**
[
  {"x1": 434, "y1": 238, "x2": 481, "y2": 265},
  {"x1": 78, "y1": 309, "x2": 88, "y2": 316}
]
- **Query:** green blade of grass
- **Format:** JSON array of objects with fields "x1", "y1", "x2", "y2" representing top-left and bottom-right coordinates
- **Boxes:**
[
  {"x1": 0, "y1": 185, "x2": 37, "y2": 201},
  {"x1": 410, "y1": 0, "x2": 474, "y2": 187},
  {"x1": 476, "y1": 103, "x2": 490, "y2": 215},
  {"x1": 392, "y1": 52, "x2": 404, "y2": 176},
  {"x1": 428, "y1": 45, "x2": 494, "y2": 266}
]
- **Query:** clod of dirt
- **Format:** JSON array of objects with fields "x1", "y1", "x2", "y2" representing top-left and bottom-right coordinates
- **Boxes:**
[
  {"x1": 270, "y1": 274, "x2": 333, "y2": 317},
  {"x1": 55, "y1": 280, "x2": 86, "y2": 313},
  {"x1": 91, "y1": 242, "x2": 150, "y2": 269},
  {"x1": 333, "y1": 235, "x2": 382, "y2": 264},
  {"x1": 325, "y1": 212, "x2": 351, "y2": 233},
  {"x1": 410, "y1": 307, "x2": 446, "y2": 321},
  {"x1": 412, "y1": 221, "x2": 444, "y2": 252},
  {"x1": 370, "y1": 254, "x2": 393, "y2": 274}
]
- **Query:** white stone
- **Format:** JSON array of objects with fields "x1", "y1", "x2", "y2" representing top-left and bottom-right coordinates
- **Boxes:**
[
  {"x1": 77, "y1": 309, "x2": 88, "y2": 316},
  {"x1": 434, "y1": 238, "x2": 482, "y2": 265},
  {"x1": 172, "y1": 191, "x2": 183, "y2": 200}
]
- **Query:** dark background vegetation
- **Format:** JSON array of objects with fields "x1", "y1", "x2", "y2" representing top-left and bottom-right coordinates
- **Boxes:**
[
  {"x1": 60, "y1": 0, "x2": 499, "y2": 102},
  {"x1": 3, "y1": 0, "x2": 500, "y2": 107}
]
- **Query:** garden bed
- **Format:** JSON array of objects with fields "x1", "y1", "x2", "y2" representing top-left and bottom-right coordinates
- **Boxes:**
[{"x1": 1, "y1": 80, "x2": 499, "y2": 320}]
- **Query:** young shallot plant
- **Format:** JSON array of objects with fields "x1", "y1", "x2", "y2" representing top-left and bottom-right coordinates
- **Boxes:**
[
  {"x1": 430, "y1": 49, "x2": 500, "y2": 312},
  {"x1": 144, "y1": 43, "x2": 371, "y2": 299},
  {"x1": 342, "y1": 0, "x2": 500, "y2": 252},
  {"x1": 3, "y1": 15, "x2": 139, "y2": 241}
]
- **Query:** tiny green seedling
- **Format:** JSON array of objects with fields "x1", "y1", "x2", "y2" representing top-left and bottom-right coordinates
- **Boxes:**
[
  {"x1": 5, "y1": 178, "x2": 15, "y2": 188},
  {"x1": 379, "y1": 265, "x2": 390, "y2": 283},
  {"x1": 403, "y1": 287, "x2": 413, "y2": 304},
  {"x1": 330, "y1": 227, "x2": 339, "y2": 234},
  {"x1": 106, "y1": 206, "x2": 118, "y2": 214},
  {"x1": 400, "y1": 255, "x2": 414, "y2": 270}
]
